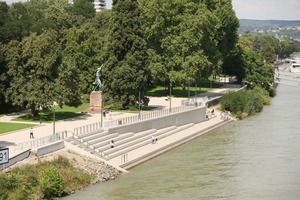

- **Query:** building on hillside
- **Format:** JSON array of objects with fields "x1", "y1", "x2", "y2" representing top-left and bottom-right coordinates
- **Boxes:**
[{"x1": 68, "y1": 0, "x2": 106, "y2": 12}]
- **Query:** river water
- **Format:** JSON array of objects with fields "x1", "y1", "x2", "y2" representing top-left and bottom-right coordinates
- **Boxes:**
[{"x1": 65, "y1": 83, "x2": 300, "y2": 200}]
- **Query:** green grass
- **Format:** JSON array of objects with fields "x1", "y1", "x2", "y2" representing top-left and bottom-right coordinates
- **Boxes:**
[
  {"x1": 0, "y1": 122, "x2": 34, "y2": 134},
  {"x1": 13, "y1": 103, "x2": 90, "y2": 123},
  {"x1": 147, "y1": 82, "x2": 222, "y2": 97}
]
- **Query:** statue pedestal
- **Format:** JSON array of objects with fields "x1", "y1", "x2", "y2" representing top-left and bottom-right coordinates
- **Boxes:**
[{"x1": 89, "y1": 91, "x2": 102, "y2": 113}]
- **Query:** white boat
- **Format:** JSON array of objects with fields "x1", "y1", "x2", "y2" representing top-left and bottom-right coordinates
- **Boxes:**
[{"x1": 290, "y1": 63, "x2": 300, "y2": 73}]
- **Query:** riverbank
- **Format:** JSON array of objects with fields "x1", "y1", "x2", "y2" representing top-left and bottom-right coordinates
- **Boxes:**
[{"x1": 0, "y1": 85, "x2": 241, "y2": 198}]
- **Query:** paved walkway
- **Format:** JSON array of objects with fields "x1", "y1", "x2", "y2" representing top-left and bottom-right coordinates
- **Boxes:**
[{"x1": 0, "y1": 84, "x2": 239, "y2": 168}]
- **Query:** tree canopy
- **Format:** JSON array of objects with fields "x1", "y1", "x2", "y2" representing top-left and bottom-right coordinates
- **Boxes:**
[{"x1": 0, "y1": 0, "x2": 282, "y2": 114}]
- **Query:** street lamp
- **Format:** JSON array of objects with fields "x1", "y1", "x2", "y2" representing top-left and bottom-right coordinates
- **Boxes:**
[
  {"x1": 52, "y1": 107, "x2": 55, "y2": 136},
  {"x1": 138, "y1": 91, "x2": 141, "y2": 120},
  {"x1": 169, "y1": 83, "x2": 172, "y2": 113}
]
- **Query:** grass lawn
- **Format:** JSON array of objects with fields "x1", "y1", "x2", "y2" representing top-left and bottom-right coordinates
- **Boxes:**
[
  {"x1": 0, "y1": 122, "x2": 34, "y2": 134},
  {"x1": 147, "y1": 82, "x2": 222, "y2": 97},
  {"x1": 12, "y1": 103, "x2": 90, "y2": 123}
]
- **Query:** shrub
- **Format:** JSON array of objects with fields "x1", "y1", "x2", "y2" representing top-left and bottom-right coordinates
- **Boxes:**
[
  {"x1": 220, "y1": 89, "x2": 264, "y2": 119},
  {"x1": 51, "y1": 156, "x2": 71, "y2": 168},
  {"x1": 39, "y1": 166, "x2": 66, "y2": 198},
  {"x1": 0, "y1": 173, "x2": 17, "y2": 200},
  {"x1": 268, "y1": 87, "x2": 277, "y2": 97},
  {"x1": 253, "y1": 86, "x2": 271, "y2": 105}
]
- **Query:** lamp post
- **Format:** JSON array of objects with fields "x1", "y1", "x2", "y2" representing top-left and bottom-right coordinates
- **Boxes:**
[
  {"x1": 139, "y1": 91, "x2": 141, "y2": 119},
  {"x1": 169, "y1": 83, "x2": 172, "y2": 113},
  {"x1": 101, "y1": 94, "x2": 104, "y2": 127},
  {"x1": 195, "y1": 83, "x2": 198, "y2": 107},
  {"x1": 53, "y1": 107, "x2": 55, "y2": 136}
]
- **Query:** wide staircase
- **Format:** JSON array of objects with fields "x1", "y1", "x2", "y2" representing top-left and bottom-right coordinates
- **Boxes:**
[{"x1": 66, "y1": 123, "x2": 195, "y2": 161}]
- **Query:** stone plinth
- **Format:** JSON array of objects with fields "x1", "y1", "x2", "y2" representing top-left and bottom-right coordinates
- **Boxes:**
[{"x1": 89, "y1": 91, "x2": 102, "y2": 113}]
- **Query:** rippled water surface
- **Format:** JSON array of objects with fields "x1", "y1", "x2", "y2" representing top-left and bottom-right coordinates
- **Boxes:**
[{"x1": 65, "y1": 84, "x2": 300, "y2": 200}]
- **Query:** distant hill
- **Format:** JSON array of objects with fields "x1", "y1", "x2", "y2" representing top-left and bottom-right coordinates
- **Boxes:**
[
  {"x1": 238, "y1": 19, "x2": 300, "y2": 41},
  {"x1": 239, "y1": 19, "x2": 300, "y2": 27}
]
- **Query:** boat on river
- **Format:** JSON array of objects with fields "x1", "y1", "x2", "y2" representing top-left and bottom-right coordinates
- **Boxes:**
[{"x1": 290, "y1": 63, "x2": 300, "y2": 73}]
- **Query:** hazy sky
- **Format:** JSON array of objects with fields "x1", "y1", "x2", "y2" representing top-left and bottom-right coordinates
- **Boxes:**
[
  {"x1": 232, "y1": 0, "x2": 300, "y2": 20},
  {"x1": 3, "y1": 0, "x2": 300, "y2": 20}
]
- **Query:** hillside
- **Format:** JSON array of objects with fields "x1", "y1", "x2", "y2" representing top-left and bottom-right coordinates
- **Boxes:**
[{"x1": 238, "y1": 19, "x2": 300, "y2": 41}]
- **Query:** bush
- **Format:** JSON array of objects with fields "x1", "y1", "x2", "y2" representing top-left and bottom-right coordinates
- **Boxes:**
[
  {"x1": 39, "y1": 166, "x2": 66, "y2": 198},
  {"x1": 220, "y1": 89, "x2": 264, "y2": 119},
  {"x1": 253, "y1": 86, "x2": 271, "y2": 105},
  {"x1": 0, "y1": 173, "x2": 17, "y2": 200}
]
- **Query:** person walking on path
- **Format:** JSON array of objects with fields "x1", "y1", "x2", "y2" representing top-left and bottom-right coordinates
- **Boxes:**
[{"x1": 29, "y1": 127, "x2": 34, "y2": 139}]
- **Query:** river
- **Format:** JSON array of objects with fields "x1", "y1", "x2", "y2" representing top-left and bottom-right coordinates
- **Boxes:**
[{"x1": 65, "y1": 83, "x2": 300, "y2": 200}]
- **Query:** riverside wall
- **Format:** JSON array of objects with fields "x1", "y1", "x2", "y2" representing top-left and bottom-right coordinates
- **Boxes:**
[{"x1": 108, "y1": 106, "x2": 207, "y2": 134}]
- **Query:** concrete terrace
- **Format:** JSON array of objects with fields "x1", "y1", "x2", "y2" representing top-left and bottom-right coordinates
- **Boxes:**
[{"x1": 0, "y1": 84, "x2": 239, "y2": 170}]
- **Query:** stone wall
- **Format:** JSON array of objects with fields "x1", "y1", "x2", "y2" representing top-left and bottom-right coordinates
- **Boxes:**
[{"x1": 108, "y1": 107, "x2": 207, "y2": 134}]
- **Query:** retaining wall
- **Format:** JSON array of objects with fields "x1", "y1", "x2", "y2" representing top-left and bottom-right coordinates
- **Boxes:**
[
  {"x1": 0, "y1": 149, "x2": 31, "y2": 171},
  {"x1": 36, "y1": 141, "x2": 65, "y2": 157},
  {"x1": 108, "y1": 107, "x2": 207, "y2": 134}
]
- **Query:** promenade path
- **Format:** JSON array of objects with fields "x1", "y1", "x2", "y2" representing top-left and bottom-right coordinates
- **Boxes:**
[{"x1": 0, "y1": 84, "x2": 239, "y2": 169}]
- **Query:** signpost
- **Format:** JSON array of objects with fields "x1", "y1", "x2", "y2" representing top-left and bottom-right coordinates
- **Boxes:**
[{"x1": 0, "y1": 148, "x2": 9, "y2": 165}]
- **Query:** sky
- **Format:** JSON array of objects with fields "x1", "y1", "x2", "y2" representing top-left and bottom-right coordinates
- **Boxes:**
[
  {"x1": 232, "y1": 0, "x2": 300, "y2": 20},
  {"x1": 3, "y1": 0, "x2": 300, "y2": 21}
]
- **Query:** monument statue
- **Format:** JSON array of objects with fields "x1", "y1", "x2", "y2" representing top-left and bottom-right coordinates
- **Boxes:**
[{"x1": 93, "y1": 64, "x2": 103, "y2": 91}]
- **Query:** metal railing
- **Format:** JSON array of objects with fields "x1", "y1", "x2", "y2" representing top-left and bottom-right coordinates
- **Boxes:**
[
  {"x1": 73, "y1": 121, "x2": 102, "y2": 136},
  {"x1": 14, "y1": 134, "x2": 62, "y2": 153},
  {"x1": 103, "y1": 104, "x2": 200, "y2": 128}
]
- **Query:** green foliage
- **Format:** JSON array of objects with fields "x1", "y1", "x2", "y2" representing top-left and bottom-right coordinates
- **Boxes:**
[
  {"x1": 253, "y1": 86, "x2": 271, "y2": 105},
  {"x1": 103, "y1": 0, "x2": 149, "y2": 109},
  {"x1": 39, "y1": 166, "x2": 66, "y2": 197},
  {"x1": 0, "y1": 173, "x2": 17, "y2": 200},
  {"x1": 0, "y1": 156, "x2": 94, "y2": 199},
  {"x1": 221, "y1": 89, "x2": 264, "y2": 119}
]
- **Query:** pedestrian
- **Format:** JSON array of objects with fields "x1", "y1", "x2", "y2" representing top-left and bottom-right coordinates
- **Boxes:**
[
  {"x1": 30, "y1": 127, "x2": 34, "y2": 139},
  {"x1": 110, "y1": 140, "x2": 115, "y2": 148},
  {"x1": 151, "y1": 135, "x2": 157, "y2": 144},
  {"x1": 91, "y1": 105, "x2": 94, "y2": 114}
]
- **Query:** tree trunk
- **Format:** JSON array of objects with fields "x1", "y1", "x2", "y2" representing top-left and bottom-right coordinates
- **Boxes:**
[{"x1": 30, "y1": 103, "x2": 39, "y2": 117}]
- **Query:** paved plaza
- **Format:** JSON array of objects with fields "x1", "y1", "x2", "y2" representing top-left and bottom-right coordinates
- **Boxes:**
[{"x1": 0, "y1": 85, "x2": 239, "y2": 168}]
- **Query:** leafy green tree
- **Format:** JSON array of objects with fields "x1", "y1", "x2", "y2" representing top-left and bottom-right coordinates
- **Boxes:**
[
  {"x1": 3, "y1": 29, "x2": 82, "y2": 116},
  {"x1": 43, "y1": 0, "x2": 74, "y2": 31},
  {"x1": 278, "y1": 37, "x2": 297, "y2": 59},
  {"x1": 62, "y1": 23, "x2": 103, "y2": 95},
  {"x1": 3, "y1": 30, "x2": 62, "y2": 116},
  {"x1": 203, "y1": 0, "x2": 239, "y2": 75},
  {"x1": 241, "y1": 46, "x2": 275, "y2": 89},
  {"x1": 141, "y1": 0, "x2": 221, "y2": 90},
  {"x1": 103, "y1": 0, "x2": 149, "y2": 109},
  {"x1": 0, "y1": 1, "x2": 10, "y2": 43},
  {"x1": 68, "y1": 0, "x2": 96, "y2": 19},
  {"x1": 222, "y1": 44, "x2": 246, "y2": 83}
]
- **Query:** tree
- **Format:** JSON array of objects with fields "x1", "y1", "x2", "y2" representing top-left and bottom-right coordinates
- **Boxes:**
[
  {"x1": 3, "y1": 29, "x2": 82, "y2": 116},
  {"x1": 141, "y1": 0, "x2": 220, "y2": 89},
  {"x1": 203, "y1": 0, "x2": 240, "y2": 75},
  {"x1": 62, "y1": 23, "x2": 103, "y2": 95},
  {"x1": 241, "y1": 46, "x2": 275, "y2": 89},
  {"x1": 103, "y1": 0, "x2": 149, "y2": 109}
]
